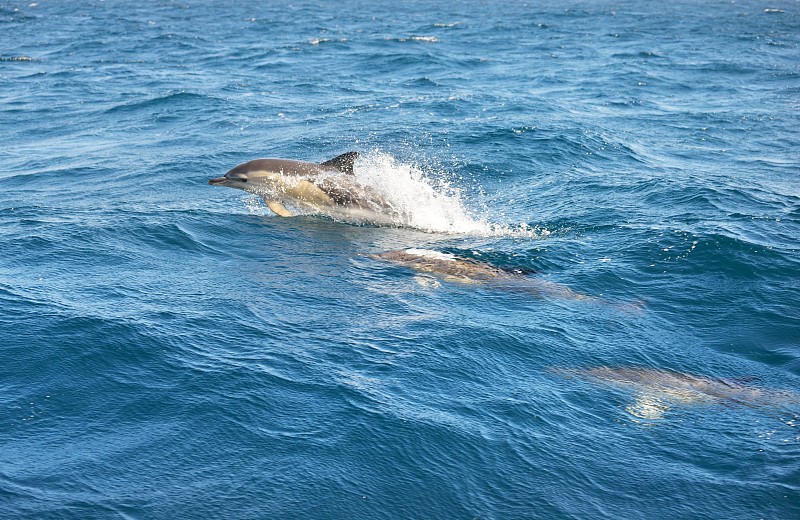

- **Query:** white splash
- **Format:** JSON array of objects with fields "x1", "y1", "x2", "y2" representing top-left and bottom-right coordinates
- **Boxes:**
[
  {"x1": 404, "y1": 248, "x2": 456, "y2": 261},
  {"x1": 407, "y1": 36, "x2": 439, "y2": 43},
  {"x1": 351, "y1": 151, "x2": 544, "y2": 237}
]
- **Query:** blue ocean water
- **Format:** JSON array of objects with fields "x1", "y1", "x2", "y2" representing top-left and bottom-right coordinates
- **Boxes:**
[{"x1": 2, "y1": 0, "x2": 799, "y2": 517}]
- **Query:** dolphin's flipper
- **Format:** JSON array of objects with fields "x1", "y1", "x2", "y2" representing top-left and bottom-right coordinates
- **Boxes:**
[
  {"x1": 320, "y1": 152, "x2": 359, "y2": 175},
  {"x1": 264, "y1": 199, "x2": 293, "y2": 217}
]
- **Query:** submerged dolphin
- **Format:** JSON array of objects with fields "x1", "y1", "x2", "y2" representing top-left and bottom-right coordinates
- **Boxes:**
[
  {"x1": 209, "y1": 152, "x2": 403, "y2": 224},
  {"x1": 367, "y1": 248, "x2": 599, "y2": 302},
  {"x1": 560, "y1": 366, "x2": 798, "y2": 420}
]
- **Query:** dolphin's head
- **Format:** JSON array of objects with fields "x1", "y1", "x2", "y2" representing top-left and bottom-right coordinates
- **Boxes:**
[
  {"x1": 209, "y1": 160, "x2": 290, "y2": 195},
  {"x1": 208, "y1": 161, "x2": 256, "y2": 190}
]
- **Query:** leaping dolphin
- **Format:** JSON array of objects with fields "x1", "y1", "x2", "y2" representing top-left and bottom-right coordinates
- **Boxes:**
[
  {"x1": 558, "y1": 366, "x2": 799, "y2": 420},
  {"x1": 209, "y1": 152, "x2": 404, "y2": 225},
  {"x1": 366, "y1": 248, "x2": 600, "y2": 303}
]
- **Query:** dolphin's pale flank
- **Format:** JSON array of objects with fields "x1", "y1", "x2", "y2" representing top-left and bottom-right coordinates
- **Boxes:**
[
  {"x1": 558, "y1": 366, "x2": 798, "y2": 420},
  {"x1": 209, "y1": 152, "x2": 403, "y2": 224},
  {"x1": 367, "y1": 248, "x2": 598, "y2": 302}
]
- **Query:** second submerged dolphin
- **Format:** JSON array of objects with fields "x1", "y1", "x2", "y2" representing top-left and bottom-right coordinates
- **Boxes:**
[
  {"x1": 559, "y1": 366, "x2": 798, "y2": 420},
  {"x1": 209, "y1": 152, "x2": 404, "y2": 225}
]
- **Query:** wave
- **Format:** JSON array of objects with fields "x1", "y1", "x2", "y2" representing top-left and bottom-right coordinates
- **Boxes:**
[
  {"x1": 308, "y1": 37, "x2": 348, "y2": 45},
  {"x1": 383, "y1": 36, "x2": 440, "y2": 43},
  {"x1": 103, "y1": 91, "x2": 221, "y2": 115},
  {"x1": 0, "y1": 56, "x2": 36, "y2": 62}
]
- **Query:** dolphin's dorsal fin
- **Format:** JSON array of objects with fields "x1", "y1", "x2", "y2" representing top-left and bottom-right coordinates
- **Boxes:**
[{"x1": 320, "y1": 151, "x2": 359, "y2": 175}]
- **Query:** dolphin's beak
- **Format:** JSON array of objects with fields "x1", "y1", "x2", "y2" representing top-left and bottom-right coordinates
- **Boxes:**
[{"x1": 208, "y1": 176, "x2": 228, "y2": 186}]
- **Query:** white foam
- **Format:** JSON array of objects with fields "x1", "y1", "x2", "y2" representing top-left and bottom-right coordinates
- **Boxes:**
[
  {"x1": 404, "y1": 248, "x2": 456, "y2": 261},
  {"x1": 407, "y1": 36, "x2": 439, "y2": 43},
  {"x1": 351, "y1": 151, "x2": 545, "y2": 237}
]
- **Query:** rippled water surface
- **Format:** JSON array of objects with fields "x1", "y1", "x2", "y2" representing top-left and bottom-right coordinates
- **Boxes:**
[{"x1": 2, "y1": 0, "x2": 799, "y2": 518}]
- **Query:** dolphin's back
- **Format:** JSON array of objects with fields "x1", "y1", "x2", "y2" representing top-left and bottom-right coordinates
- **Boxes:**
[
  {"x1": 229, "y1": 152, "x2": 359, "y2": 178},
  {"x1": 576, "y1": 367, "x2": 799, "y2": 408},
  {"x1": 229, "y1": 159, "x2": 325, "y2": 177}
]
